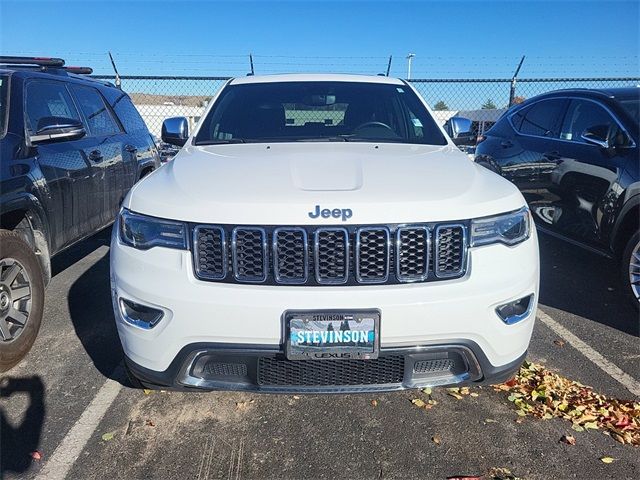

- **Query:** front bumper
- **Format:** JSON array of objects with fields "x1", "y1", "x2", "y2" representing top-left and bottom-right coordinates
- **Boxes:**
[
  {"x1": 111, "y1": 228, "x2": 538, "y2": 391},
  {"x1": 125, "y1": 341, "x2": 527, "y2": 393}
]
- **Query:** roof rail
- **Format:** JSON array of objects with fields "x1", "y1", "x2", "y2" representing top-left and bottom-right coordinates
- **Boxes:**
[
  {"x1": 0, "y1": 56, "x2": 93, "y2": 75},
  {"x1": 65, "y1": 66, "x2": 93, "y2": 74},
  {"x1": 0, "y1": 56, "x2": 65, "y2": 67}
]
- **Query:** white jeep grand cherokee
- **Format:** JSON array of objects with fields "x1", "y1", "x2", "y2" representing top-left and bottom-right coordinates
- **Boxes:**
[{"x1": 111, "y1": 74, "x2": 539, "y2": 392}]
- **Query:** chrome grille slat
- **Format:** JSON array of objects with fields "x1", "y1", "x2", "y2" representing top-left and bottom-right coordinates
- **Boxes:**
[
  {"x1": 193, "y1": 223, "x2": 467, "y2": 285},
  {"x1": 273, "y1": 228, "x2": 308, "y2": 284},
  {"x1": 435, "y1": 224, "x2": 466, "y2": 278},
  {"x1": 193, "y1": 226, "x2": 227, "y2": 280},
  {"x1": 232, "y1": 227, "x2": 268, "y2": 282},
  {"x1": 355, "y1": 227, "x2": 390, "y2": 283},
  {"x1": 314, "y1": 228, "x2": 349, "y2": 284},
  {"x1": 396, "y1": 226, "x2": 429, "y2": 282}
]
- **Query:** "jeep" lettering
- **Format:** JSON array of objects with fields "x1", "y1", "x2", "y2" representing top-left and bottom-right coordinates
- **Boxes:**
[{"x1": 308, "y1": 205, "x2": 353, "y2": 222}]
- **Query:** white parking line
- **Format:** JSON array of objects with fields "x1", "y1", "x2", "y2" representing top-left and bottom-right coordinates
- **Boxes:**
[
  {"x1": 537, "y1": 308, "x2": 640, "y2": 398},
  {"x1": 35, "y1": 367, "x2": 124, "y2": 480}
]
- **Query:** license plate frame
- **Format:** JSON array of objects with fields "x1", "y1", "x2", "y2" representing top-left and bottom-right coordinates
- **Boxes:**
[{"x1": 284, "y1": 309, "x2": 380, "y2": 360}]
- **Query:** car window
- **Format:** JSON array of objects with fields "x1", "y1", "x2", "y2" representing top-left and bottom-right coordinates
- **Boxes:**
[
  {"x1": 195, "y1": 81, "x2": 447, "y2": 145},
  {"x1": 112, "y1": 93, "x2": 148, "y2": 133},
  {"x1": 516, "y1": 99, "x2": 565, "y2": 138},
  {"x1": 0, "y1": 75, "x2": 8, "y2": 137},
  {"x1": 25, "y1": 80, "x2": 81, "y2": 133},
  {"x1": 69, "y1": 85, "x2": 120, "y2": 136},
  {"x1": 560, "y1": 100, "x2": 616, "y2": 143},
  {"x1": 619, "y1": 99, "x2": 639, "y2": 125}
]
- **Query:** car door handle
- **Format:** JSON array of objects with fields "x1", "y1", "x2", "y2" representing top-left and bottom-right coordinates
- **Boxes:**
[
  {"x1": 88, "y1": 150, "x2": 103, "y2": 162},
  {"x1": 125, "y1": 145, "x2": 138, "y2": 153},
  {"x1": 501, "y1": 140, "x2": 513, "y2": 148}
]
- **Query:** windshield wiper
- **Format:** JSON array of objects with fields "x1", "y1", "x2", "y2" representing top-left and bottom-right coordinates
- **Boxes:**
[
  {"x1": 293, "y1": 136, "x2": 348, "y2": 142},
  {"x1": 196, "y1": 138, "x2": 246, "y2": 145}
]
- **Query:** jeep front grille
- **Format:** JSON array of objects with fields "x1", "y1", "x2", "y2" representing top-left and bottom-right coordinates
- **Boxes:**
[{"x1": 193, "y1": 223, "x2": 468, "y2": 286}]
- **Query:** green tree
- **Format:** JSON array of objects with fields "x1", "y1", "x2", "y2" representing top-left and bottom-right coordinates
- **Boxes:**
[
  {"x1": 434, "y1": 100, "x2": 449, "y2": 111},
  {"x1": 482, "y1": 99, "x2": 497, "y2": 109}
]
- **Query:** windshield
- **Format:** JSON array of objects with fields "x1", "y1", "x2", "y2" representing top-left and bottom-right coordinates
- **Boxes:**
[
  {"x1": 0, "y1": 75, "x2": 8, "y2": 137},
  {"x1": 620, "y1": 98, "x2": 639, "y2": 125},
  {"x1": 194, "y1": 81, "x2": 447, "y2": 145}
]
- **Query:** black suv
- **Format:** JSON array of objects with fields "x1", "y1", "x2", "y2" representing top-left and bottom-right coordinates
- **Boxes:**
[
  {"x1": 474, "y1": 88, "x2": 639, "y2": 308},
  {"x1": 0, "y1": 57, "x2": 159, "y2": 370}
]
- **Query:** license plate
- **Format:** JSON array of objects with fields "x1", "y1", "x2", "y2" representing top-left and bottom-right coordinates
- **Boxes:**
[{"x1": 284, "y1": 310, "x2": 380, "y2": 360}]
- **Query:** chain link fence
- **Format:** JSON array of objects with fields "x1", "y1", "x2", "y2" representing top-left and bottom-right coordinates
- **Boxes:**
[{"x1": 92, "y1": 75, "x2": 639, "y2": 138}]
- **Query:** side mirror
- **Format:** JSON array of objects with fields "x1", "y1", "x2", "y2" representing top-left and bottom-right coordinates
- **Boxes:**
[
  {"x1": 29, "y1": 117, "x2": 86, "y2": 144},
  {"x1": 581, "y1": 124, "x2": 610, "y2": 149},
  {"x1": 446, "y1": 117, "x2": 476, "y2": 146},
  {"x1": 161, "y1": 117, "x2": 189, "y2": 147}
]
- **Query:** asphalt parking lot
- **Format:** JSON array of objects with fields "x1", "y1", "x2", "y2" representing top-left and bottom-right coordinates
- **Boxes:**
[{"x1": 1, "y1": 227, "x2": 639, "y2": 480}]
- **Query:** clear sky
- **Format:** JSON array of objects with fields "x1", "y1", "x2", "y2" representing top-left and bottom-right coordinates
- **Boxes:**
[{"x1": 0, "y1": 0, "x2": 638, "y2": 78}]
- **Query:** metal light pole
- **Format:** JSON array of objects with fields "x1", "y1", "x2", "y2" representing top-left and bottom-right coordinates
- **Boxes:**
[{"x1": 406, "y1": 53, "x2": 415, "y2": 79}]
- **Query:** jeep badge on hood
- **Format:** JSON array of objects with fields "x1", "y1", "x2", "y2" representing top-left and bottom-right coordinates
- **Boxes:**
[{"x1": 308, "y1": 205, "x2": 353, "y2": 221}]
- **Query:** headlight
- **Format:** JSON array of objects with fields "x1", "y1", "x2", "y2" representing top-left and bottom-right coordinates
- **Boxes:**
[
  {"x1": 118, "y1": 209, "x2": 187, "y2": 250},
  {"x1": 471, "y1": 207, "x2": 530, "y2": 247}
]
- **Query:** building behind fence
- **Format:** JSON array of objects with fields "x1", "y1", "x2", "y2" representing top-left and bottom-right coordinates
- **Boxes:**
[{"x1": 92, "y1": 75, "x2": 640, "y2": 137}]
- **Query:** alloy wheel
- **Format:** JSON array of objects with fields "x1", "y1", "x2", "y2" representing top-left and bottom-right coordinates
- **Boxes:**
[
  {"x1": 0, "y1": 258, "x2": 32, "y2": 342},
  {"x1": 629, "y1": 240, "x2": 640, "y2": 302}
]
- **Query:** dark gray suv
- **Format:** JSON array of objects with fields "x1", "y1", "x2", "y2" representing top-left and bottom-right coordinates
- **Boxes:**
[{"x1": 0, "y1": 56, "x2": 160, "y2": 371}]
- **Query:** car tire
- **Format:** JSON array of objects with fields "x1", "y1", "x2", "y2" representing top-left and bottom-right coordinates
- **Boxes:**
[
  {"x1": 0, "y1": 229, "x2": 45, "y2": 372},
  {"x1": 621, "y1": 230, "x2": 640, "y2": 312}
]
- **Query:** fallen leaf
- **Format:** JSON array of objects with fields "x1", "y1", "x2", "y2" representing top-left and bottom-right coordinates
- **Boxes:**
[
  {"x1": 600, "y1": 456, "x2": 616, "y2": 464},
  {"x1": 497, "y1": 361, "x2": 640, "y2": 446},
  {"x1": 411, "y1": 398, "x2": 426, "y2": 408},
  {"x1": 422, "y1": 387, "x2": 432, "y2": 395},
  {"x1": 485, "y1": 419, "x2": 498, "y2": 423},
  {"x1": 292, "y1": 395, "x2": 301, "y2": 400},
  {"x1": 560, "y1": 434, "x2": 576, "y2": 445},
  {"x1": 432, "y1": 435, "x2": 441, "y2": 444},
  {"x1": 488, "y1": 467, "x2": 516, "y2": 479},
  {"x1": 101, "y1": 431, "x2": 115, "y2": 441},
  {"x1": 553, "y1": 339, "x2": 566, "y2": 347},
  {"x1": 371, "y1": 399, "x2": 378, "y2": 407},
  {"x1": 447, "y1": 391, "x2": 463, "y2": 400},
  {"x1": 143, "y1": 389, "x2": 153, "y2": 395},
  {"x1": 470, "y1": 392, "x2": 479, "y2": 397},
  {"x1": 30, "y1": 450, "x2": 43, "y2": 461},
  {"x1": 145, "y1": 420, "x2": 155, "y2": 427}
]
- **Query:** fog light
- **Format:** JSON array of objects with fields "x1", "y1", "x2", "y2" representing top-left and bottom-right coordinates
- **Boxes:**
[
  {"x1": 119, "y1": 298, "x2": 164, "y2": 329},
  {"x1": 496, "y1": 294, "x2": 534, "y2": 325}
]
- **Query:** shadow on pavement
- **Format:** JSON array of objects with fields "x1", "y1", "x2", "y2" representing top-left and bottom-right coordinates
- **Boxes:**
[
  {"x1": 67, "y1": 249, "x2": 125, "y2": 384},
  {"x1": 0, "y1": 376, "x2": 45, "y2": 475},
  {"x1": 538, "y1": 233, "x2": 639, "y2": 337},
  {"x1": 51, "y1": 226, "x2": 112, "y2": 278}
]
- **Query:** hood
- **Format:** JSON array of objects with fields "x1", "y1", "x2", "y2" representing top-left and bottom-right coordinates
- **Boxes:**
[{"x1": 126, "y1": 142, "x2": 525, "y2": 225}]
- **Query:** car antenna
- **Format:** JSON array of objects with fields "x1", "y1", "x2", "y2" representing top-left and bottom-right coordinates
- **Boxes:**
[
  {"x1": 386, "y1": 55, "x2": 392, "y2": 76},
  {"x1": 108, "y1": 51, "x2": 122, "y2": 89},
  {"x1": 247, "y1": 53, "x2": 255, "y2": 76},
  {"x1": 508, "y1": 55, "x2": 526, "y2": 107}
]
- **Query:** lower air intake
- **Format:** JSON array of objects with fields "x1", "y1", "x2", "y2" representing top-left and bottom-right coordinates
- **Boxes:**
[
  {"x1": 257, "y1": 356, "x2": 405, "y2": 386},
  {"x1": 413, "y1": 358, "x2": 456, "y2": 374}
]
